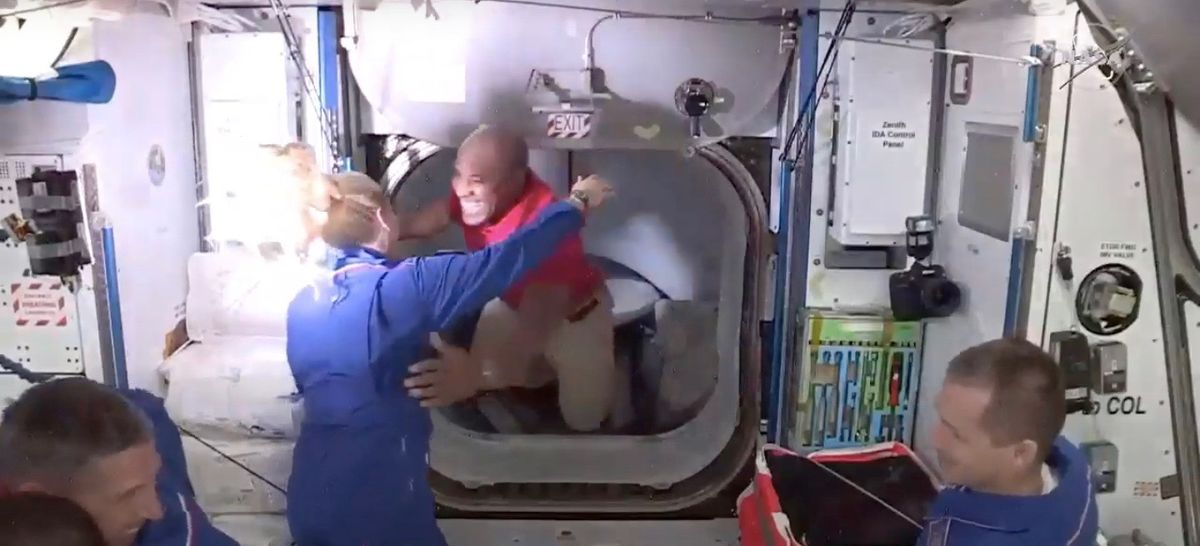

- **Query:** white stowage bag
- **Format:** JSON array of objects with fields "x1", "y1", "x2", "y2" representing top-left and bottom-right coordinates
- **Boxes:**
[
  {"x1": 185, "y1": 252, "x2": 325, "y2": 342},
  {"x1": 161, "y1": 336, "x2": 300, "y2": 439}
]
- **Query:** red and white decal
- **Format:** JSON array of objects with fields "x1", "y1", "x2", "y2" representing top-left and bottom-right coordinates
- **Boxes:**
[{"x1": 11, "y1": 281, "x2": 69, "y2": 328}]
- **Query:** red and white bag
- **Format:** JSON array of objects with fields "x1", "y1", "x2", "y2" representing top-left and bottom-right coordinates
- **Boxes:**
[{"x1": 737, "y1": 443, "x2": 940, "y2": 546}]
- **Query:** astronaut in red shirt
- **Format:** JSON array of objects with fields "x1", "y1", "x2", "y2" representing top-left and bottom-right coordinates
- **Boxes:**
[{"x1": 396, "y1": 125, "x2": 620, "y2": 432}]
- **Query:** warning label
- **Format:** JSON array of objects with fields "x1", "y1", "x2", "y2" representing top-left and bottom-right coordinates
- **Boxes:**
[
  {"x1": 11, "y1": 281, "x2": 69, "y2": 328},
  {"x1": 1099, "y1": 241, "x2": 1138, "y2": 260},
  {"x1": 1133, "y1": 481, "x2": 1160, "y2": 497}
]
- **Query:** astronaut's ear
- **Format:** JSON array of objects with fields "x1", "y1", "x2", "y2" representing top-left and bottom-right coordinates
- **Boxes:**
[
  {"x1": 284, "y1": 143, "x2": 317, "y2": 169},
  {"x1": 313, "y1": 174, "x2": 341, "y2": 209}
]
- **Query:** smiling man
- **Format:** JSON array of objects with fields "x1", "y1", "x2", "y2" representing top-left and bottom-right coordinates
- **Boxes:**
[
  {"x1": 396, "y1": 125, "x2": 621, "y2": 432},
  {"x1": 0, "y1": 377, "x2": 237, "y2": 546},
  {"x1": 924, "y1": 338, "x2": 1098, "y2": 546}
]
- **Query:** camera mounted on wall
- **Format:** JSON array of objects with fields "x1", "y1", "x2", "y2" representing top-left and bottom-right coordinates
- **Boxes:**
[{"x1": 889, "y1": 215, "x2": 962, "y2": 321}]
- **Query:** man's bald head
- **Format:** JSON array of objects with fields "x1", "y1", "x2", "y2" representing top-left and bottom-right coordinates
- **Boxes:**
[
  {"x1": 460, "y1": 125, "x2": 529, "y2": 180},
  {"x1": 452, "y1": 126, "x2": 531, "y2": 226}
]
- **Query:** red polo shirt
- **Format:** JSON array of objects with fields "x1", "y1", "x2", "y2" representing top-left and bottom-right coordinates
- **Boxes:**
[{"x1": 448, "y1": 173, "x2": 602, "y2": 309}]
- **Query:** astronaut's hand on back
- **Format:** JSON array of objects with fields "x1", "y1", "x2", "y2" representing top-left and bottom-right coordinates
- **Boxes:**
[
  {"x1": 568, "y1": 174, "x2": 615, "y2": 212},
  {"x1": 404, "y1": 333, "x2": 485, "y2": 407}
]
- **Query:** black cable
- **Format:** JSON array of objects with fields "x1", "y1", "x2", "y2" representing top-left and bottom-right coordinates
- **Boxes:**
[
  {"x1": 0, "y1": 353, "x2": 290, "y2": 496},
  {"x1": 177, "y1": 427, "x2": 289, "y2": 496},
  {"x1": 780, "y1": 0, "x2": 856, "y2": 162},
  {"x1": 782, "y1": 0, "x2": 859, "y2": 158},
  {"x1": 791, "y1": 8, "x2": 853, "y2": 163},
  {"x1": 0, "y1": 354, "x2": 51, "y2": 384},
  {"x1": 787, "y1": 1, "x2": 854, "y2": 159},
  {"x1": 51, "y1": 27, "x2": 78, "y2": 67}
]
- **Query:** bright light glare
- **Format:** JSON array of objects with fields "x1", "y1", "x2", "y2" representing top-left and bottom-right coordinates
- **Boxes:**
[
  {"x1": 0, "y1": 18, "x2": 76, "y2": 78},
  {"x1": 202, "y1": 144, "x2": 325, "y2": 262}
]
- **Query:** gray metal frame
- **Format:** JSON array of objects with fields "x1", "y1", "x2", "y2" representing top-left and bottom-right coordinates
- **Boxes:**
[
  {"x1": 924, "y1": 26, "x2": 950, "y2": 219},
  {"x1": 1011, "y1": 42, "x2": 1057, "y2": 337},
  {"x1": 187, "y1": 22, "x2": 213, "y2": 251},
  {"x1": 381, "y1": 140, "x2": 767, "y2": 514},
  {"x1": 1102, "y1": 36, "x2": 1200, "y2": 546},
  {"x1": 80, "y1": 164, "x2": 117, "y2": 386},
  {"x1": 439, "y1": 518, "x2": 739, "y2": 546},
  {"x1": 1129, "y1": 85, "x2": 1200, "y2": 546},
  {"x1": 1089, "y1": 0, "x2": 1200, "y2": 131}
]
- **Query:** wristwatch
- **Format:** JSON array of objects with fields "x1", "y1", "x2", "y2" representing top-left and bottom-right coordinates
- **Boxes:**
[{"x1": 569, "y1": 189, "x2": 591, "y2": 210}]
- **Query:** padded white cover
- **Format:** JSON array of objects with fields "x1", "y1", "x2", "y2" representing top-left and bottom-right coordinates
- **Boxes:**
[
  {"x1": 183, "y1": 436, "x2": 293, "y2": 517},
  {"x1": 161, "y1": 336, "x2": 299, "y2": 439},
  {"x1": 644, "y1": 300, "x2": 720, "y2": 430},
  {"x1": 209, "y1": 515, "x2": 291, "y2": 546},
  {"x1": 184, "y1": 252, "x2": 324, "y2": 342}
]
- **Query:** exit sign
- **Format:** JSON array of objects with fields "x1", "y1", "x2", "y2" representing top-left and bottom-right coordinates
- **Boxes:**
[{"x1": 546, "y1": 112, "x2": 592, "y2": 139}]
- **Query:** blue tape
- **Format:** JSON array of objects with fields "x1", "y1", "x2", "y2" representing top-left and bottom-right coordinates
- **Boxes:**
[
  {"x1": 769, "y1": 160, "x2": 794, "y2": 443},
  {"x1": 317, "y1": 8, "x2": 347, "y2": 169},
  {"x1": 767, "y1": 9, "x2": 822, "y2": 447},
  {"x1": 1010, "y1": 44, "x2": 1043, "y2": 331},
  {"x1": 101, "y1": 226, "x2": 128, "y2": 389},
  {"x1": 1022, "y1": 44, "x2": 1043, "y2": 142}
]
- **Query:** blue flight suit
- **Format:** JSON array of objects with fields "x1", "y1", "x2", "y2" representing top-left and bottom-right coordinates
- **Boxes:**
[
  {"x1": 284, "y1": 200, "x2": 585, "y2": 546},
  {"x1": 122, "y1": 389, "x2": 240, "y2": 546},
  {"x1": 917, "y1": 436, "x2": 1099, "y2": 546}
]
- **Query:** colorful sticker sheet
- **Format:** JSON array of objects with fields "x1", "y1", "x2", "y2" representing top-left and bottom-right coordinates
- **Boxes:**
[{"x1": 790, "y1": 312, "x2": 924, "y2": 449}]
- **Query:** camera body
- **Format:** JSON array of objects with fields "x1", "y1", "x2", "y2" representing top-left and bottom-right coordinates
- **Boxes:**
[
  {"x1": 889, "y1": 262, "x2": 962, "y2": 321},
  {"x1": 888, "y1": 215, "x2": 962, "y2": 321}
]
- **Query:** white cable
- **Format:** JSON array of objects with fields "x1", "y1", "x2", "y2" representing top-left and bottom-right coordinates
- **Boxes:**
[
  {"x1": 195, "y1": 4, "x2": 254, "y2": 32},
  {"x1": 819, "y1": 32, "x2": 1043, "y2": 66},
  {"x1": 879, "y1": 13, "x2": 938, "y2": 39},
  {"x1": 806, "y1": 455, "x2": 925, "y2": 531}
]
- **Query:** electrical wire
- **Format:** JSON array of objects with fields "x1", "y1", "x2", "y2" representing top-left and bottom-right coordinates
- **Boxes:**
[
  {"x1": 0, "y1": 352, "x2": 290, "y2": 496},
  {"x1": 783, "y1": 0, "x2": 854, "y2": 160},
  {"x1": 879, "y1": 13, "x2": 938, "y2": 39},
  {"x1": 0, "y1": 354, "x2": 52, "y2": 384},
  {"x1": 1055, "y1": 35, "x2": 1130, "y2": 90},
  {"x1": 793, "y1": 8, "x2": 854, "y2": 161},
  {"x1": 266, "y1": 0, "x2": 342, "y2": 173},
  {"x1": 822, "y1": 33, "x2": 1042, "y2": 66},
  {"x1": 50, "y1": 26, "x2": 77, "y2": 66},
  {"x1": 806, "y1": 455, "x2": 924, "y2": 531},
  {"x1": 470, "y1": 0, "x2": 792, "y2": 24},
  {"x1": 780, "y1": 0, "x2": 855, "y2": 163},
  {"x1": 177, "y1": 426, "x2": 289, "y2": 495}
]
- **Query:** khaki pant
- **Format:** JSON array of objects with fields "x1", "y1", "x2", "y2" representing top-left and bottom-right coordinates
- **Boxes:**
[{"x1": 471, "y1": 289, "x2": 619, "y2": 432}]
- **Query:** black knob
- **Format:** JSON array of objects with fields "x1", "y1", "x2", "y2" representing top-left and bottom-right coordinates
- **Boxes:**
[
  {"x1": 1057, "y1": 253, "x2": 1074, "y2": 282},
  {"x1": 684, "y1": 92, "x2": 710, "y2": 117},
  {"x1": 675, "y1": 78, "x2": 716, "y2": 138}
]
